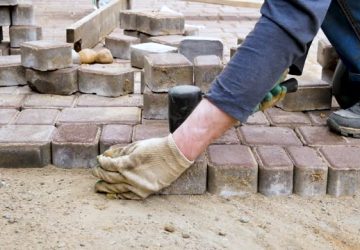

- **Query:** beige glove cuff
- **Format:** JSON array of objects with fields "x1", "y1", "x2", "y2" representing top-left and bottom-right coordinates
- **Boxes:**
[{"x1": 167, "y1": 134, "x2": 194, "y2": 168}]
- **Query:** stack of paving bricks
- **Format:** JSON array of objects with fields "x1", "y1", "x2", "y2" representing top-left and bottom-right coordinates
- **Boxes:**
[{"x1": 0, "y1": 0, "x2": 42, "y2": 56}]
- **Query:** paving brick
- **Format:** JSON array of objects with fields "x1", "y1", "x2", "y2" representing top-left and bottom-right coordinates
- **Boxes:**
[
  {"x1": 130, "y1": 42, "x2": 177, "y2": 69},
  {"x1": 245, "y1": 111, "x2": 270, "y2": 126},
  {"x1": 0, "y1": 0, "x2": 18, "y2": 6},
  {"x1": 132, "y1": 123, "x2": 169, "y2": 142},
  {"x1": 0, "y1": 109, "x2": 18, "y2": 124},
  {"x1": 0, "y1": 94, "x2": 25, "y2": 109},
  {"x1": 10, "y1": 48, "x2": 21, "y2": 55},
  {"x1": 0, "y1": 55, "x2": 26, "y2": 86},
  {"x1": 148, "y1": 35, "x2": 185, "y2": 47},
  {"x1": 57, "y1": 107, "x2": 141, "y2": 125},
  {"x1": 52, "y1": 124, "x2": 100, "y2": 168},
  {"x1": 265, "y1": 108, "x2": 311, "y2": 128},
  {"x1": 119, "y1": 10, "x2": 138, "y2": 30},
  {"x1": 320, "y1": 146, "x2": 360, "y2": 196},
  {"x1": 76, "y1": 94, "x2": 143, "y2": 108},
  {"x1": 136, "y1": 10, "x2": 185, "y2": 36},
  {"x1": 317, "y1": 39, "x2": 338, "y2": 71},
  {"x1": 0, "y1": 6, "x2": 11, "y2": 26},
  {"x1": 105, "y1": 33, "x2": 140, "y2": 60},
  {"x1": 194, "y1": 55, "x2": 223, "y2": 93},
  {"x1": 212, "y1": 128, "x2": 239, "y2": 145},
  {"x1": 23, "y1": 94, "x2": 76, "y2": 109},
  {"x1": 26, "y1": 66, "x2": 78, "y2": 95},
  {"x1": 100, "y1": 124, "x2": 132, "y2": 153},
  {"x1": 0, "y1": 41, "x2": 10, "y2": 56},
  {"x1": 307, "y1": 110, "x2": 332, "y2": 126},
  {"x1": 124, "y1": 30, "x2": 139, "y2": 38},
  {"x1": 238, "y1": 126, "x2": 302, "y2": 146},
  {"x1": 11, "y1": 3, "x2": 35, "y2": 26},
  {"x1": 144, "y1": 53, "x2": 193, "y2": 93},
  {"x1": 160, "y1": 153, "x2": 207, "y2": 195},
  {"x1": 143, "y1": 86, "x2": 168, "y2": 120},
  {"x1": 78, "y1": 64, "x2": 134, "y2": 97},
  {"x1": 255, "y1": 146, "x2": 293, "y2": 196},
  {"x1": 208, "y1": 144, "x2": 257, "y2": 197},
  {"x1": 286, "y1": 146, "x2": 328, "y2": 197},
  {"x1": 296, "y1": 126, "x2": 347, "y2": 146},
  {"x1": 15, "y1": 109, "x2": 59, "y2": 125},
  {"x1": 179, "y1": 37, "x2": 224, "y2": 62},
  {"x1": 138, "y1": 32, "x2": 151, "y2": 43},
  {"x1": 277, "y1": 84, "x2": 332, "y2": 112},
  {"x1": 9, "y1": 25, "x2": 42, "y2": 48},
  {"x1": 0, "y1": 125, "x2": 54, "y2": 168},
  {"x1": 21, "y1": 40, "x2": 72, "y2": 71}
]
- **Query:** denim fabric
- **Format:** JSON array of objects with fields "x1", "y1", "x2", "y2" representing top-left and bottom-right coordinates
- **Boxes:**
[{"x1": 206, "y1": 0, "x2": 332, "y2": 122}]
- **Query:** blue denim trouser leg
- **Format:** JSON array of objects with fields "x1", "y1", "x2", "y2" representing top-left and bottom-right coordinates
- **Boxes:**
[
  {"x1": 322, "y1": 0, "x2": 360, "y2": 74},
  {"x1": 206, "y1": 0, "x2": 332, "y2": 122}
]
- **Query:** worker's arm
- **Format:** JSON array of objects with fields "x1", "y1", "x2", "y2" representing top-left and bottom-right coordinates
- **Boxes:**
[{"x1": 93, "y1": 0, "x2": 332, "y2": 199}]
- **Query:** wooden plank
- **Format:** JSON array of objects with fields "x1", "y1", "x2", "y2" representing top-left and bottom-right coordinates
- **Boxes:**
[
  {"x1": 66, "y1": 0, "x2": 127, "y2": 50},
  {"x1": 187, "y1": 0, "x2": 263, "y2": 8}
]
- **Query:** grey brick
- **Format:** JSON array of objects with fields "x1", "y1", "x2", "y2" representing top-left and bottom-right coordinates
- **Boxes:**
[
  {"x1": 119, "y1": 10, "x2": 138, "y2": 30},
  {"x1": 11, "y1": 3, "x2": 35, "y2": 26},
  {"x1": 0, "y1": 109, "x2": 18, "y2": 124},
  {"x1": 212, "y1": 128, "x2": 239, "y2": 145},
  {"x1": 23, "y1": 94, "x2": 76, "y2": 109},
  {"x1": 317, "y1": 39, "x2": 338, "y2": 71},
  {"x1": 78, "y1": 64, "x2": 134, "y2": 97},
  {"x1": 100, "y1": 124, "x2": 132, "y2": 153},
  {"x1": 286, "y1": 146, "x2": 328, "y2": 197},
  {"x1": 208, "y1": 145, "x2": 258, "y2": 197},
  {"x1": 0, "y1": 94, "x2": 25, "y2": 109},
  {"x1": 194, "y1": 55, "x2": 223, "y2": 93},
  {"x1": 245, "y1": 111, "x2": 270, "y2": 126},
  {"x1": 296, "y1": 126, "x2": 347, "y2": 146},
  {"x1": 52, "y1": 124, "x2": 100, "y2": 168},
  {"x1": 144, "y1": 53, "x2": 193, "y2": 93},
  {"x1": 0, "y1": 125, "x2": 55, "y2": 168},
  {"x1": 15, "y1": 109, "x2": 59, "y2": 125},
  {"x1": 21, "y1": 40, "x2": 72, "y2": 71},
  {"x1": 179, "y1": 37, "x2": 224, "y2": 62},
  {"x1": 143, "y1": 86, "x2": 168, "y2": 120},
  {"x1": 105, "y1": 33, "x2": 140, "y2": 60},
  {"x1": 148, "y1": 35, "x2": 185, "y2": 47},
  {"x1": 0, "y1": 6, "x2": 11, "y2": 26},
  {"x1": 26, "y1": 66, "x2": 78, "y2": 95},
  {"x1": 132, "y1": 123, "x2": 169, "y2": 142},
  {"x1": 255, "y1": 146, "x2": 293, "y2": 196},
  {"x1": 0, "y1": 55, "x2": 26, "y2": 86},
  {"x1": 9, "y1": 25, "x2": 42, "y2": 48},
  {"x1": 77, "y1": 94, "x2": 143, "y2": 108}
]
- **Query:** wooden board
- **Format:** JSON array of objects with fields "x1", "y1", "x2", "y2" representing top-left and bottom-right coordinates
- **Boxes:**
[
  {"x1": 66, "y1": 0, "x2": 127, "y2": 50},
  {"x1": 187, "y1": 0, "x2": 263, "y2": 8}
]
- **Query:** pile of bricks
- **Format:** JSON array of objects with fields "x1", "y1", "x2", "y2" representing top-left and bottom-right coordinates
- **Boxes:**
[{"x1": 0, "y1": 0, "x2": 42, "y2": 56}]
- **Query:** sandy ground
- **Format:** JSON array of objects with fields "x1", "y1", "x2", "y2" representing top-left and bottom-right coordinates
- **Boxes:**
[{"x1": 0, "y1": 167, "x2": 360, "y2": 250}]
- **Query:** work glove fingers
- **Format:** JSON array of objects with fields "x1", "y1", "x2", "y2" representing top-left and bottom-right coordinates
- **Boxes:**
[
  {"x1": 103, "y1": 142, "x2": 138, "y2": 158},
  {"x1": 95, "y1": 180, "x2": 129, "y2": 194},
  {"x1": 117, "y1": 192, "x2": 143, "y2": 200},
  {"x1": 92, "y1": 166, "x2": 127, "y2": 184},
  {"x1": 98, "y1": 155, "x2": 134, "y2": 172}
]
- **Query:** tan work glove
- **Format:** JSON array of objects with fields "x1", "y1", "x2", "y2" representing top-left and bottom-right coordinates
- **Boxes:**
[{"x1": 92, "y1": 134, "x2": 193, "y2": 199}]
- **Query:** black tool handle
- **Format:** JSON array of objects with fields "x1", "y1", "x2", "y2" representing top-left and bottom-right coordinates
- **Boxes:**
[
  {"x1": 168, "y1": 85, "x2": 202, "y2": 133},
  {"x1": 280, "y1": 78, "x2": 298, "y2": 93}
]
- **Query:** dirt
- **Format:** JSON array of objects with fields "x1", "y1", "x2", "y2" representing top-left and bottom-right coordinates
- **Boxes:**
[{"x1": 1, "y1": 166, "x2": 360, "y2": 250}]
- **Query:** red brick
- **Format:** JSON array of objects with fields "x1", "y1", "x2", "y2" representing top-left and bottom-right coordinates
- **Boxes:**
[
  {"x1": 238, "y1": 126, "x2": 302, "y2": 146},
  {"x1": 100, "y1": 125, "x2": 133, "y2": 153},
  {"x1": 265, "y1": 108, "x2": 311, "y2": 128},
  {"x1": 208, "y1": 145, "x2": 258, "y2": 197},
  {"x1": 255, "y1": 146, "x2": 293, "y2": 196},
  {"x1": 286, "y1": 146, "x2": 328, "y2": 197},
  {"x1": 296, "y1": 126, "x2": 347, "y2": 146},
  {"x1": 133, "y1": 123, "x2": 169, "y2": 142},
  {"x1": 320, "y1": 146, "x2": 360, "y2": 196}
]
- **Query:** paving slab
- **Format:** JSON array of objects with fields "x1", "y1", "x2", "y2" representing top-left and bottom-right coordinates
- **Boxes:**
[
  {"x1": 132, "y1": 123, "x2": 169, "y2": 142},
  {"x1": 320, "y1": 146, "x2": 360, "y2": 196},
  {"x1": 265, "y1": 108, "x2": 311, "y2": 128},
  {"x1": 11, "y1": 3, "x2": 35, "y2": 26},
  {"x1": 255, "y1": 146, "x2": 293, "y2": 196},
  {"x1": 307, "y1": 110, "x2": 332, "y2": 126},
  {"x1": 296, "y1": 126, "x2": 347, "y2": 146},
  {"x1": 130, "y1": 42, "x2": 178, "y2": 69},
  {"x1": 148, "y1": 35, "x2": 186, "y2": 48},
  {"x1": 22, "y1": 94, "x2": 76, "y2": 109},
  {"x1": 26, "y1": 66, "x2": 78, "y2": 95},
  {"x1": 0, "y1": 41, "x2": 10, "y2": 56},
  {"x1": 57, "y1": 107, "x2": 141, "y2": 125},
  {"x1": 238, "y1": 126, "x2": 302, "y2": 146},
  {"x1": 9, "y1": 25, "x2": 42, "y2": 48},
  {"x1": 194, "y1": 55, "x2": 223, "y2": 93},
  {"x1": 21, "y1": 40, "x2": 72, "y2": 71},
  {"x1": 100, "y1": 124, "x2": 133, "y2": 153},
  {"x1": 0, "y1": 94, "x2": 25, "y2": 109},
  {"x1": 212, "y1": 128, "x2": 239, "y2": 145},
  {"x1": 179, "y1": 36, "x2": 224, "y2": 62},
  {"x1": 105, "y1": 33, "x2": 140, "y2": 60},
  {"x1": 76, "y1": 94, "x2": 143, "y2": 108},
  {"x1": 160, "y1": 154, "x2": 207, "y2": 195},
  {"x1": 0, "y1": 55, "x2": 26, "y2": 86},
  {"x1": 0, "y1": 125, "x2": 55, "y2": 168},
  {"x1": 245, "y1": 111, "x2": 270, "y2": 126},
  {"x1": 78, "y1": 64, "x2": 134, "y2": 97},
  {"x1": 208, "y1": 144, "x2": 258, "y2": 197},
  {"x1": 143, "y1": 86, "x2": 168, "y2": 120},
  {"x1": 15, "y1": 109, "x2": 60, "y2": 125},
  {"x1": 0, "y1": 109, "x2": 18, "y2": 124},
  {"x1": 120, "y1": 10, "x2": 139, "y2": 30},
  {"x1": 144, "y1": 53, "x2": 193, "y2": 93},
  {"x1": 52, "y1": 124, "x2": 100, "y2": 168},
  {"x1": 286, "y1": 146, "x2": 328, "y2": 197}
]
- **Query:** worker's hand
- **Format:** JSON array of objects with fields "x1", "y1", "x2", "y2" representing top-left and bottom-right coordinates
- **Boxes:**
[
  {"x1": 258, "y1": 84, "x2": 287, "y2": 111},
  {"x1": 92, "y1": 134, "x2": 193, "y2": 199}
]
